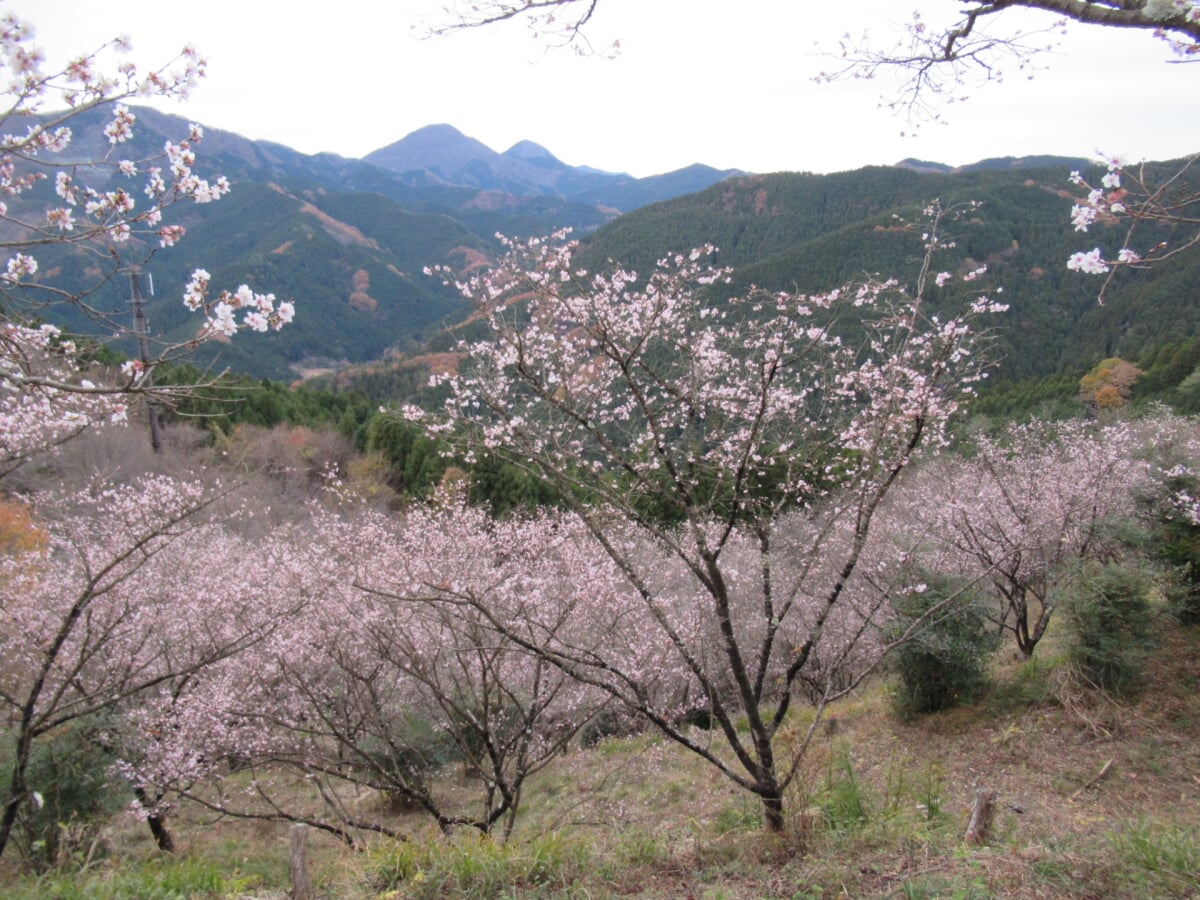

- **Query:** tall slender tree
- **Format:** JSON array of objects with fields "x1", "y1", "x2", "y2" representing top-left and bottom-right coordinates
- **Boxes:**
[{"x1": 400, "y1": 207, "x2": 1002, "y2": 830}]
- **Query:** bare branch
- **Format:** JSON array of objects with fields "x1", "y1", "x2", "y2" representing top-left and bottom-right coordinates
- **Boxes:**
[
  {"x1": 817, "y1": 1, "x2": 1200, "y2": 125},
  {"x1": 421, "y1": 0, "x2": 617, "y2": 56}
]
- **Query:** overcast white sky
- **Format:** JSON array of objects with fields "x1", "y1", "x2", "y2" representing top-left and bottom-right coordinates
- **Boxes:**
[{"x1": 12, "y1": 0, "x2": 1199, "y2": 178}]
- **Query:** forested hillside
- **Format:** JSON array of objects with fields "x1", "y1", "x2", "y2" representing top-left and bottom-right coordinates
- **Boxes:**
[
  {"x1": 275, "y1": 155, "x2": 1200, "y2": 410},
  {"x1": 18, "y1": 101, "x2": 1200, "y2": 390},
  {"x1": 578, "y1": 161, "x2": 1200, "y2": 384}
]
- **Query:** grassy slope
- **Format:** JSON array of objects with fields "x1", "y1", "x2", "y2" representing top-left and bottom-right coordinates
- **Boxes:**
[{"x1": 7, "y1": 622, "x2": 1200, "y2": 899}]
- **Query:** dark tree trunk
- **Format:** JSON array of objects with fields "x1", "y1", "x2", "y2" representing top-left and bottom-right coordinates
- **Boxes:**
[
  {"x1": 0, "y1": 790, "x2": 20, "y2": 863},
  {"x1": 146, "y1": 813, "x2": 176, "y2": 853},
  {"x1": 134, "y1": 786, "x2": 175, "y2": 853},
  {"x1": 761, "y1": 790, "x2": 785, "y2": 832},
  {"x1": 0, "y1": 716, "x2": 37, "y2": 861}
]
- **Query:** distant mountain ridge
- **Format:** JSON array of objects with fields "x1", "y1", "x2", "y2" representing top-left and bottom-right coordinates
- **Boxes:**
[
  {"x1": 363, "y1": 123, "x2": 745, "y2": 211},
  {"x1": 895, "y1": 155, "x2": 1094, "y2": 175},
  {"x1": 24, "y1": 109, "x2": 746, "y2": 381},
  {"x1": 29, "y1": 103, "x2": 1200, "y2": 391}
]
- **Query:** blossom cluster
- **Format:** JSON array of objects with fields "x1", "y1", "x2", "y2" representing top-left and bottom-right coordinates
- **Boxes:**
[
  {"x1": 0, "y1": 322, "x2": 128, "y2": 474},
  {"x1": 1065, "y1": 160, "x2": 1129, "y2": 276},
  {"x1": 1064, "y1": 152, "x2": 1199, "y2": 299},
  {"x1": 0, "y1": 11, "x2": 295, "y2": 469},
  {"x1": 1164, "y1": 474, "x2": 1200, "y2": 526},
  {"x1": 182, "y1": 269, "x2": 295, "y2": 337},
  {"x1": 34, "y1": 110, "x2": 230, "y2": 248}
]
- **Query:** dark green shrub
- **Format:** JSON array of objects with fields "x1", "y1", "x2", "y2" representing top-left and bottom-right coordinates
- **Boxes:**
[
  {"x1": 1164, "y1": 581, "x2": 1200, "y2": 627},
  {"x1": 1060, "y1": 562, "x2": 1156, "y2": 697},
  {"x1": 888, "y1": 573, "x2": 1000, "y2": 718},
  {"x1": 357, "y1": 714, "x2": 461, "y2": 811},
  {"x1": 6, "y1": 722, "x2": 121, "y2": 872},
  {"x1": 1135, "y1": 461, "x2": 1200, "y2": 626}
]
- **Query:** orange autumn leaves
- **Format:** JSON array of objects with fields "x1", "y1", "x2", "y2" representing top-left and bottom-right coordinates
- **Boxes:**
[
  {"x1": 0, "y1": 497, "x2": 47, "y2": 599},
  {"x1": 0, "y1": 497, "x2": 45, "y2": 559},
  {"x1": 349, "y1": 269, "x2": 378, "y2": 312},
  {"x1": 1080, "y1": 358, "x2": 1143, "y2": 411}
]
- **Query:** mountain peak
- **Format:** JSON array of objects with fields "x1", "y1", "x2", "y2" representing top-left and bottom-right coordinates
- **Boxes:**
[
  {"x1": 363, "y1": 125, "x2": 495, "y2": 180},
  {"x1": 504, "y1": 139, "x2": 558, "y2": 162},
  {"x1": 406, "y1": 123, "x2": 467, "y2": 140}
]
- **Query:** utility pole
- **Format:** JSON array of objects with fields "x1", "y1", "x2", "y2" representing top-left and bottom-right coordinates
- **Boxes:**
[{"x1": 130, "y1": 268, "x2": 162, "y2": 454}]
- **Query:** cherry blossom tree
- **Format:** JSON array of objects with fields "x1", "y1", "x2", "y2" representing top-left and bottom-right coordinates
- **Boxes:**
[
  {"x1": 0, "y1": 12, "x2": 293, "y2": 470},
  {"x1": 0, "y1": 474, "x2": 290, "y2": 861},
  {"x1": 124, "y1": 499, "x2": 615, "y2": 842},
  {"x1": 350, "y1": 500, "x2": 617, "y2": 837},
  {"x1": 94, "y1": 513, "x2": 336, "y2": 849},
  {"x1": 898, "y1": 417, "x2": 1156, "y2": 659},
  {"x1": 400, "y1": 208, "x2": 1001, "y2": 831}
]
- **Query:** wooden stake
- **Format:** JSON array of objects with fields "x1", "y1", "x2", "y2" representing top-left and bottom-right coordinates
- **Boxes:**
[
  {"x1": 964, "y1": 787, "x2": 997, "y2": 846},
  {"x1": 289, "y1": 823, "x2": 315, "y2": 900}
]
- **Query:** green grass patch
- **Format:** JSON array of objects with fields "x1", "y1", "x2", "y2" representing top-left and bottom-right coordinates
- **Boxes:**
[
  {"x1": 364, "y1": 830, "x2": 591, "y2": 898},
  {"x1": 6, "y1": 855, "x2": 265, "y2": 900},
  {"x1": 1109, "y1": 819, "x2": 1200, "y2": 896}
]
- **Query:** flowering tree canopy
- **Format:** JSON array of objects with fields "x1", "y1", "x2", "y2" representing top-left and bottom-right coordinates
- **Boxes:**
[
  {"x1": 0, "y1": 12, "x2": 293, "y2": 469},
  {"x1": 117, "y1": 499, "x2": 616, "y2": 842},
  {"x1": 898, "y1": 417, "x2": 1155, "y2": 658},
  {"x1": 0, "y1": 474, "x2": 287, "y2": 861},
  {"x1": 401, "y1": 208, "x2": 1003, "y2": 830}
]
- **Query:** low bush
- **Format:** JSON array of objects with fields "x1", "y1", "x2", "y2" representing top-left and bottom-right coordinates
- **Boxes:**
[
  {"x1": 4, "y1": 720, "x2": 122, "y2": 872},
  {"x1": 1060, "y1": 562, "x2": 1156, "y2": 697},
  {"x1": 888, "y1": 573, "x2": 1000, "y2": 718}
]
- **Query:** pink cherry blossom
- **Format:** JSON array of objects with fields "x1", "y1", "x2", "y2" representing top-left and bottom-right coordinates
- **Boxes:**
[
  {"x1": 405, "y1": 203, "x2": 1000, "y2": 831},
  {"x1": 0, "y1": 8, "x2": 295, "y2": 471},
  {"x1": 1067, "y1": 247, "x2": 1109, "y2": 274}
]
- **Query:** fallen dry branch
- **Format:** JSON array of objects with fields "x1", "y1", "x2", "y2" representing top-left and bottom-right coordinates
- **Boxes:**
[{"x1": 1070, "y1": 758, "x2": 1115, "y2": 801}]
